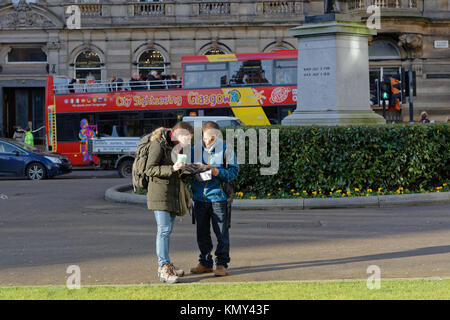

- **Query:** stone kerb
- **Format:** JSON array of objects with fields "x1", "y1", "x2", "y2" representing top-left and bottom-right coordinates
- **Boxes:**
[{"x1": 105, "y1": 184, "x2": 450, "y2": 210}]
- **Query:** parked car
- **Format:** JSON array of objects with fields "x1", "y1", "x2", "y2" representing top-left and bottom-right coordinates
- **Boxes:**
[
  {"x1": 182, "y1": 116, "x2": 245, "y2": 128},
  {"x1": 0, "y1": 138, "x2": 72, "y2": 180}
]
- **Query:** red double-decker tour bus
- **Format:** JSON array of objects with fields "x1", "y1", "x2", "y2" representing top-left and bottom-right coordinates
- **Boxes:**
[{"x1": 45, "y1": 50, "x2": 298, "y2": 166}]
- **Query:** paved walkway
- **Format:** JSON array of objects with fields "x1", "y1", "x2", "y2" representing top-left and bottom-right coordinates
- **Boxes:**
[{"x1": 0, "y1": 174, "x2": 449, "y2": 286}]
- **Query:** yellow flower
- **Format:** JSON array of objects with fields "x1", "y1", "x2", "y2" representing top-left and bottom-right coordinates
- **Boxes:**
[
  {"x1": 367, "y1": 188, "x2": 372, "y2": 193},
  {"x1": 312, "y1": 191, "x2": 317, "y2": 195},
  {"x1": 291, "y1": 189, "x2": 295, "y2": 192},
  {"x1": 250, "y1": 196, "x2": 256, "y2": 200},
  {"x1": 346, "y1": 191, "x2": 351, "y2": 195},
  {"x1": 366, "y1": 194, "x2": 369, "y2": 196},
  {"x1": 443, "y1": 183, "x2": 447, "y2": 186},
  {"x1": 436, "y1": 187, "x2": 442, "y2": 190},
  {"x1": 302, "y1": 190, "x2": 307, "y2": 193},
  {"x1": 354, "y1": 188, "x2": 359, "y2": 192},
  {"x1": 295, "y1": 192, "x2": 300, "y2": 196},
  {"x1": 267, "y1": 193, "x2": 271, "y2": 197},
  {"x1": 336, "y1": 190, "x2": 342, "y2": 193}
]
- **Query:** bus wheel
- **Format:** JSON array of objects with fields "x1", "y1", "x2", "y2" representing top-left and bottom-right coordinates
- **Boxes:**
[
  {"x1": 118, "y1": 160, "x2": 133, "y2": 178},
  {"x1": 27, "y1": 163, "x2": 47, "y2": 180}
]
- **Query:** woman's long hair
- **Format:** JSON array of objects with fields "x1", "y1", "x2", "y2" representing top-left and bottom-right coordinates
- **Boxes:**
[{"x1": 150, "y1": 121, "x2": 194, "y2": 142}]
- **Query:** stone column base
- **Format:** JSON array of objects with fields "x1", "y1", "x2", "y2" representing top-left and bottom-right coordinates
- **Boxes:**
[{"x1": 282, "y1": 110, "x2": 386, "y2": 126}]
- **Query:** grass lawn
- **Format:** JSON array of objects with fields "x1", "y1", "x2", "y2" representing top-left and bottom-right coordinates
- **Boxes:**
[{"x1": 1, "y1": 279, "x2": 449, "y2": 300}]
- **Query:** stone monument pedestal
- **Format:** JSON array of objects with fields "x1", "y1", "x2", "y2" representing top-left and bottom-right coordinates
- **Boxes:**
[{"x1": 282, "y1": 17, "x2": 385, "y2": 126}]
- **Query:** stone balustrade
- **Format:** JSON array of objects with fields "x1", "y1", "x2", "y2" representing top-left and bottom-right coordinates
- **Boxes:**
[
  {"x1": 61, "y1": 0, "x2": 307, "y2": 23},
  {"x1": 134, "y1": 2, "x2": 166, "y2": 16},
  {"x1": 57, "y1": 0, "x2": 429, "y2": 26},
  {"x1": 348, "y1": 0, "x2": 419, "y2": 10},
  {"x1": 198, "y1": 2, "x2": 230, "y2": 16},
  {"x1": 263, "y1": 1, "x2": 303, "y2": 15},
  {"x1": 78, "y1": 4, "x2": 102, "y2": 16}
]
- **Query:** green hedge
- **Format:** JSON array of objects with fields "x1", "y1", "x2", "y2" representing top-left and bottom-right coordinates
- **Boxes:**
[{"x1": 227, "y1": 124, "x2": 449, "y2": 197}]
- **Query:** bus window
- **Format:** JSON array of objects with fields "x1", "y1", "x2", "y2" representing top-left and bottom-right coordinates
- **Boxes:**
[
  {"x1": 275, "y1": 59, "x2": 297, "y2": 85},
  {"x1": 144, "y1": 111, "x2": 163, "y2": 119},
  {"x1": 97, "y1": 123, "x2": 113, "y2": 137},
  {"x1": 229, "y1": 60, "x2": 273, "y2": 86},
  {"x1": 207, "y1": 63, "x2": 226, "y2": 71},
  {"x1": 143, "y1": 120, "x2": 164, "y2": 135},
  {"x1": 183, "y1": 62, "x2": 228, "y2": 89},
  {"x1": 125, "y1": 120, "x2": 140, "y2": 137},
  {"x1": 184, "y1": 72, "x2": 204, "y2": 89},
  {"x1": 57, "y1": 113, "x2": 95, "y2": 142},
  {"x1": 185, "y1": 64, "x2": 205, "y2": 72}
]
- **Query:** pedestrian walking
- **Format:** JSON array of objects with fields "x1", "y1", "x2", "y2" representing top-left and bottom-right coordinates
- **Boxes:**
[
  {"x1": 24, "y1": 127, "x2": 34, "y2": 146},
  {"x1": 419, "y1": 111, "x2": 430, "y2": 124},
  {"x1": 12, "y1": 126, "x2": 26, "y2": 142},
  {"x1": 190, "y1": 121, "x2": 238, "y2": 277},
  {"x1": 144, "y1": 121, "x2": 194, "y2": 284}
]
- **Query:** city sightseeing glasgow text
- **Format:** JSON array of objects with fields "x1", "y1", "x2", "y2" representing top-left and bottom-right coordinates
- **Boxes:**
[{"x1": 115, "y1": 92, "x2": 232, "y2": 108}]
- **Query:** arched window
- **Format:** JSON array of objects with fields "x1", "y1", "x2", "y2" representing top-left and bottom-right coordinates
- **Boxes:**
[
  {"x1": 204, "y1": 48, "x2": 225, "y2": 55},
  {"x1": 369, "y1": 41, "x2": 401, "y2": 60},
  {"x1": 271, "y1": 47, "x2": 287, "y2": 52},
  {"x1": 263, "y1": 40, "x2": 296, "y2": 53},
  {"x1": 75, "y1": 50, "x2": 102, "y2": 81},
  {"x1": 138, "y1": 49, "x2": 165, "y2": 77}
]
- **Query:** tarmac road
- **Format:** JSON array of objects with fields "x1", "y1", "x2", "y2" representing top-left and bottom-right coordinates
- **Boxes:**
[{"x1": 0, "y1": 170, "x2": 449, "y2": 286}]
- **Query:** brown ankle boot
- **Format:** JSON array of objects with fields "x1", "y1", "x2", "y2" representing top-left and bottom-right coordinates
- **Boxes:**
[
  {"x1": 190, "y1": 264, "x2": 213, "y2": 274},
  {"x1": 214, "y1": 265, "x2": 227, "y2": 277}
]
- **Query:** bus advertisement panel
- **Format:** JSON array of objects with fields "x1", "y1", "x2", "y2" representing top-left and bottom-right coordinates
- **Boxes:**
[{"x1": 53, "y1": 86, "x2": 297, "y2": 118}]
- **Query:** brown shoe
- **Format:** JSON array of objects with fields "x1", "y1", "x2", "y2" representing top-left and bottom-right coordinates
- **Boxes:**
[
  {"x1": 214, "y1": 265, "x2": 227, "y2": 277},
  {"x1": 190, "y1": 264, "x2": 213, "y2": 274}
]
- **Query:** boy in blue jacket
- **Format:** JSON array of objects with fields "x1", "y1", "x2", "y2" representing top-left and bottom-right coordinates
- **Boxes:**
[{"x1": 190, "y1": 121, "x2": 238, "y2": 276}]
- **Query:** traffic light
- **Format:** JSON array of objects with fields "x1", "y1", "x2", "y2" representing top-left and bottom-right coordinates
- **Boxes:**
[
  {"x1": 380, "y1": 80, "x2": 390, "y2": 101},
  {"x1": 389, "y1": 75, "x2": 402, "y2": 111}
]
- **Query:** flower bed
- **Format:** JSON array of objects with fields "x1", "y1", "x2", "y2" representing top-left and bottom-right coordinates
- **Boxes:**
[{"x1": 235, "y1": 183, "x2": 449, "y2": 200}]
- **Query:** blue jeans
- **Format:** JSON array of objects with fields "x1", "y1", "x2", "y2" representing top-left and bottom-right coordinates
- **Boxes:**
[
  {"x1": 194, "y1": 200, "x2": 230, "y2": 269},
  {"x1": 154, "y1": 210, "x2": 176, "y2": 268}
]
